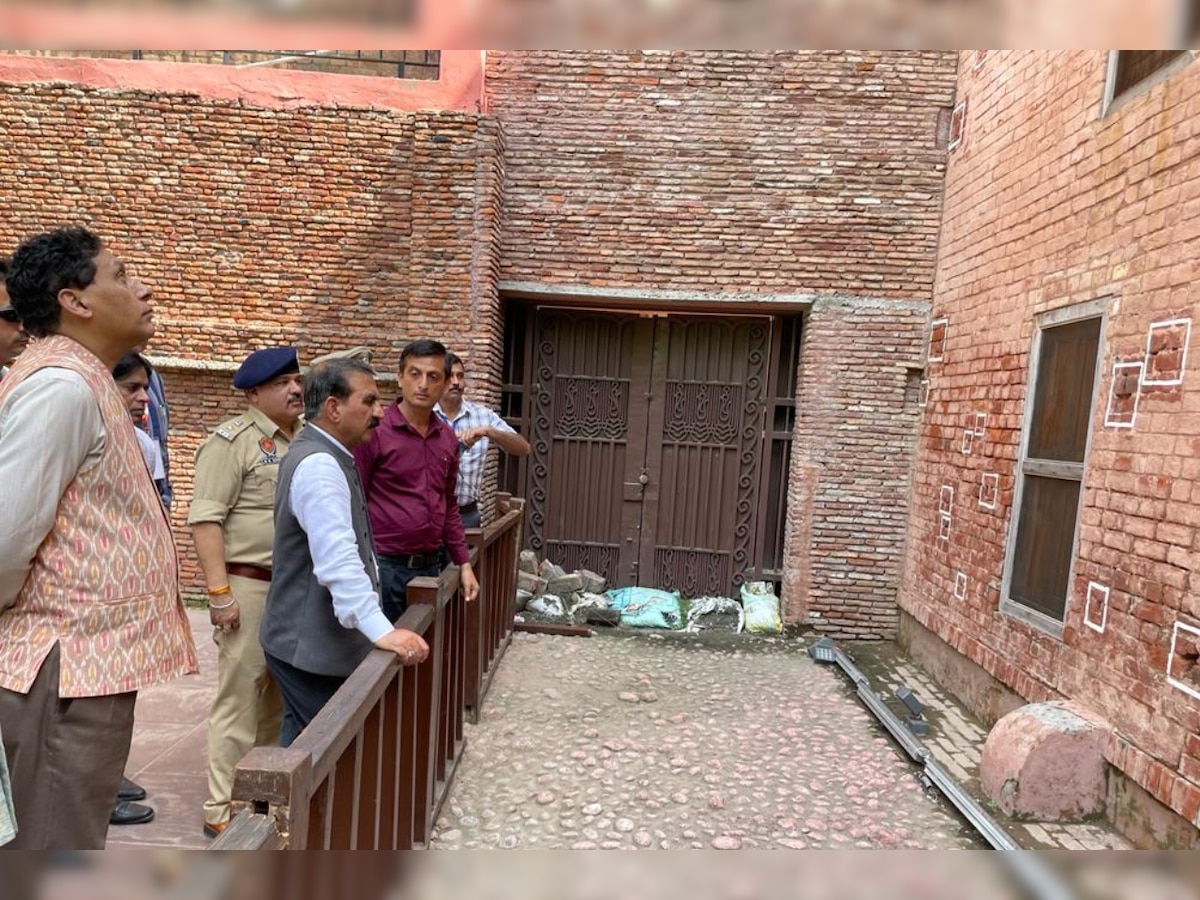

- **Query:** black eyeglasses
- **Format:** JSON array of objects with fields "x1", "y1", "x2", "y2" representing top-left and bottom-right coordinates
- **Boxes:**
[{"x1": 0, "y1": 310, "x2": 18, "y2": 324}]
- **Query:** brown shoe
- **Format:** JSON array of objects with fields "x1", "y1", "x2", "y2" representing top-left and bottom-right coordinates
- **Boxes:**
[{"x1": 203, "y1": 820, "x2": 230, "y2": 840}]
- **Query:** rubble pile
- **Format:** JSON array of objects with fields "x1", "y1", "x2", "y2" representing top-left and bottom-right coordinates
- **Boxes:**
[{"x1": 514, "y1": 552, "x2": 780, "y2": 634}]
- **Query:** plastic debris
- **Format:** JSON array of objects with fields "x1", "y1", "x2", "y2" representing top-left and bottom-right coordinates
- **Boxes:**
[
  {"x1": 684, "y1": 596, "x2": 744, "y2": 634},
  {"x1": 741, "y1": 581, "x2": 782, "y2": 635},
  {"x1": 606, "y1": 586, "x2": 682, "y2": 629}
]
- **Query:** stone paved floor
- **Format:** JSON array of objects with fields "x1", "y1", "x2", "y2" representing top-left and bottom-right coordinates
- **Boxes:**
[
  {"x1": 855, "y1": 648, "x2": 1131, "y2": 851},
  {"x1": 430, "y1": 628, "x2": 983, "y2": 850},
  {"x1": 108, "y1": 611, "x2": 1132, "y2": 852},
  {"x1": 107, "y1": 608, "x2": 216, "y2": 850}
]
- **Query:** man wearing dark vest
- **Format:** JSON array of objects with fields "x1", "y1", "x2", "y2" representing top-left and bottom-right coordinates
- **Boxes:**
[{"x1": 259, "y1": 357, "x2": 429, "y2": 746}]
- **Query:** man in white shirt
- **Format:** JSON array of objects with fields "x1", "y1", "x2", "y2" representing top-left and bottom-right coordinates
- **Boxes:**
[
  {"x1": 259, "y1": 357, "x2": 430, "y2": 746},
  {"x1": 436, "y1": 352, "x2": 530, "y2": 529}
]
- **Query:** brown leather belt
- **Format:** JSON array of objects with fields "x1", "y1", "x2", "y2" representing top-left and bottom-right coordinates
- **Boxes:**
[
  {"x1": 379, "y1": 551, "x2": 441, "y2": 570},
  {"x1": 226, "y1": 562, "x2": 272, "y2": 582}
]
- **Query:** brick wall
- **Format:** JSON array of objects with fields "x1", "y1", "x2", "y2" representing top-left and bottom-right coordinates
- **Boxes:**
[
  {"x1": 486, "y1": 51, "x2": 958, "y2": 633},
  {"x1": 3, "y1": 51, "x2": 441, "y2": 80},
  {"x1": 785, "y1": 299, "x2": 929, "y2": 637},
  {"x1": 0, "y1": 80, "x2": 503, "y2": 593},
  {"x1": 487, "y1": 50, "x2": 956, "y2": 297},
  {"x1": 900, "y1": 51, "x2": 1200, "y2": 832}
]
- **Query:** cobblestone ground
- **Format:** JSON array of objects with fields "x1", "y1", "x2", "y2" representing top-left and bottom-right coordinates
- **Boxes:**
[{"x1": 430, "y1": 629, "x2": 984, "y2": 850}]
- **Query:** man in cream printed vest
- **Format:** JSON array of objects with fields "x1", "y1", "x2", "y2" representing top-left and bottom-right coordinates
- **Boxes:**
[{"x1": 0, "y1": 227, "x2": 198, "y2": 849}]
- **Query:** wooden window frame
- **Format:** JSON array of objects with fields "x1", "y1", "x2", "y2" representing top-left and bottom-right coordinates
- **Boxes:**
[
  {"x1": 1000, "y1": 299, "x2": 1107, "y2": 639},
  {"x1": 1102, "y1": 50, "x2": 1192, "y2": 117}
]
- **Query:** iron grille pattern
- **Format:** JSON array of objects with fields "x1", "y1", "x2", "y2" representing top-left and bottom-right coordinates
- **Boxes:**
[
  {"x1": 545, "y1": 541, "x2": 619, "y2": 585},
  {"x1": 663, "y1": 382, "x2": 741, "y2": 445},
  {"x1": 655, "y1": 548, "x2": 731, "y2": 598},
  {"x1": 554, "y1": 377, "x2": 628, "y2": 440}
]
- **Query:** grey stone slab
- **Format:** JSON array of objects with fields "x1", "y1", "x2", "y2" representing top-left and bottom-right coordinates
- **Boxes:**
[
  {"x1": 517, "y1": 571, "x2": 548, "y2": 595},
  {"x1": 519, "y1": 550, "x2": 538, "y2": 574},
  {"x1": 546, "y1": 573, "x2": 584, "y2": 595}
]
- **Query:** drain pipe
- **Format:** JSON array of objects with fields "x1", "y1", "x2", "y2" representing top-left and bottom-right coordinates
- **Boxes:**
[{"x1": 808, "y1": 638, "x2": 1076, "y2": 900}]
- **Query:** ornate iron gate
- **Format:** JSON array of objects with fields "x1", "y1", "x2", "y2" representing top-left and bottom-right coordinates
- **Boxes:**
[{"x1": 523, "y1": 308, "x2": 774, "y2": 597}]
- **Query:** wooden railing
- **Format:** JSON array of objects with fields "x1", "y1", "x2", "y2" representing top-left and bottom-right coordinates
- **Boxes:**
[
  {"x1": 211, "y1": 496, "x2": 523, "y2": 850},
  {"x1": 464, "y1": 494, "x2": 524, "y2": 723}
]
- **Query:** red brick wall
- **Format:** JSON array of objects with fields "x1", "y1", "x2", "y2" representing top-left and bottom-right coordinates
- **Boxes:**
[
  {"x1": 0, "y1": 79, "x2": 503, "y2": 594},
  {"x1": 486, "y1": 51, "x2": 958, "y2": 633},
  {"x1": 487, "y1": 50, "x2": 956, "y2": 297},
  {"x1": 786, "y1": 300, "x2": 930, "y2": 638},
  {"x1": 900, "y1": 51, "x2": 1200, "y2": 830}
]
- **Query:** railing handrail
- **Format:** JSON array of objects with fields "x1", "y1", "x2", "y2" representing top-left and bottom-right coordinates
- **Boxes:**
[
  {"x1": 220, "y1": 495, "x2": 524, "y2": 850},
  {"x1": 293, "y1": 603, "x2": 434, "y2": 787},
  {"x1": 468, "y1": 505, "x2": 523, "y2": 552}
]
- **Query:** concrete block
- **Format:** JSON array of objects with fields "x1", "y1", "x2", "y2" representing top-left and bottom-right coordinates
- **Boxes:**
[
  {"x1": 577, "y1": 568, "x2": 607, "y2": 594},
  {"x1": 980, "y1": 701, "x2": 1110, "y2": 821},
  {"x1": 515, "y1": 589, "x2": 533, "y2": 611},
  {"x1": 519, "y1": 550, "x2": 538, "y2": 574},
  {"x1": 546, "y1": 573, "x2": 584, "y2": 595},
  {"x1": 517, "y1": 571, "x2": 548, "y2": 595},
  {"x1": 538, "y1": 559, "x2": 567, "y2": 580}
]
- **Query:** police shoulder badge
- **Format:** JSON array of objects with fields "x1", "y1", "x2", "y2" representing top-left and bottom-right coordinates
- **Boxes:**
[{"x1": 258, "y1": 437, "x2": 279, "y2": 464}]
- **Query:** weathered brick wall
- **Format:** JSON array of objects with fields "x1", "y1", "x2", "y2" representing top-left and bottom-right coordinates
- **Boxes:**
[
  {"x1": 3, "y1": 50, "x2": 441, "y2": 80},
  {"x1": 487, "y1": 50, "x2": 955, "y2": 298},
  {"x1": 900, "y1": 51, "x2": 1200, "y2": 831},
  {"x1": 785, "y1": 299, "x2": 929, "y2": 638},
  {"x1": 0, "y1": 81, "x2": 503, "y2": 593},
  {"x1": 486, "y1": 51, "x2": 958, "y2": 633}
]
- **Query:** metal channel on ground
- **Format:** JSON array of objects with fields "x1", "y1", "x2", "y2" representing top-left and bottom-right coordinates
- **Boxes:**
[{"x1": 808, "y1": 637, "x2": 1076, "y2": 900}]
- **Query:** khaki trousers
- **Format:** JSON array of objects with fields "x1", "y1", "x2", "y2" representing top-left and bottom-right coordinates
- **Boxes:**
[
  {"x1": 204, "y1": 574, "x2": 283, "y2": 827},
  {"x1": 0, "y1": 643, "x2": 136, "y2": 849}
]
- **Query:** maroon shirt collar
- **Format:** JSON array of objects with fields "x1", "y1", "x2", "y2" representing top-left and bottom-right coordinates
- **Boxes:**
[{"x1": 386, "y1": 401, "x2": 447, "y2": 438}]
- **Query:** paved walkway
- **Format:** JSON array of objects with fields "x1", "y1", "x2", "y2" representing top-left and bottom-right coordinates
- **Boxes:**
[
  {"x1": 108, "y1": 610, "x2": 1130, "y2": 851},
  {"x1": 107, "y1": 609, "x2": 216, "y2": 850},
  {"x1": 430, "y1": 628, "x2": 981, "y2": 850}
]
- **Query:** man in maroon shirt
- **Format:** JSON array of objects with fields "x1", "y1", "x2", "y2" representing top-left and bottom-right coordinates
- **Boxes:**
[{"x1": 354, "y1": 339, "x2": 480, "y2": 621}]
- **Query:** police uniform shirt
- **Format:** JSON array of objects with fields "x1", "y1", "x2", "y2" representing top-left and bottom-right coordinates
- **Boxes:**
[{"x1": 186, "y1": 406, "x2": 295, "y2": 568}]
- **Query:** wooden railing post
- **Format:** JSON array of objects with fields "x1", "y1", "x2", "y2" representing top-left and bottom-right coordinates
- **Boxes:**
[
  {"x1": 405, "y1": 575, "x2": 442, "y2": 846},
  {"x1": 229, "y1": 745, "x2": 314, "y2": 849},
  {"x1": 464, "y1": 528, "x2": 484, "y2": 723}
]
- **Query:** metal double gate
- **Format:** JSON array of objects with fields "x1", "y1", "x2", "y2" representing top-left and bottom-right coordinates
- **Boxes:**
[{"x1": 516, "y1": 307, "x2": 793, "y2": 599}]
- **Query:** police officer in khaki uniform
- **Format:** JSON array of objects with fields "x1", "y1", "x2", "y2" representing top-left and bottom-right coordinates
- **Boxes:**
[{"x1": 187, "y1": 347, "x2": 303, "y2": 839}]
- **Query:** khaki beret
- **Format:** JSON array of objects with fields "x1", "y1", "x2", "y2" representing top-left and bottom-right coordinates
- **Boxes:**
[{"x1": 304, "y1": 346, "x2": 373, "y2": 372}]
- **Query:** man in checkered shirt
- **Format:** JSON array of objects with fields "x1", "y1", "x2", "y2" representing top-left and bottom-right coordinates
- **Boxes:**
[{"x1": 435, "y1": 353, "x2": 530, "y2": 528}]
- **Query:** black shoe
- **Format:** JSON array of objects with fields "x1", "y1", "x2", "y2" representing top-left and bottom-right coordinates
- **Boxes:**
[
  {"x1": 110, "y1": 800, "x2": 155, "y2": 826},
  {"x1": 117, "y1": 776, "x2": 147, "y2": 802}
]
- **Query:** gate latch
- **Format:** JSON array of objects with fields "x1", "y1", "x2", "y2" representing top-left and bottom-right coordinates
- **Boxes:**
[{"x1": 623, "y1": 469, "x2": 650, "y2": 502}]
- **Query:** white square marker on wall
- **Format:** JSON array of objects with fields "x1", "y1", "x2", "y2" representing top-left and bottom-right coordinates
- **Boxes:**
[
  {"x1": 1084, "y1": 582, "x2": 1109, "y2": 634},
  {"x1": 954, "y1": 572, "x2": 967, "y2": 600},
  {"x1": 1142, "y1": 318, "x2": 1191, "y2": 387},
  {"x1": 938, "y1": 514, "x2": 952, "y2": 541},
  {"x1": 928, "y1": 318, "x2": 949, "y2": 362},
  {"x1": 979, "y1": 472, "x2": 999, "y2": 510},
  {"x1": 1104, "y1": 360, "x2": 1143, "y2": 429},
  {"x1": 1166, "y1": 620, "x2": 1200, "y2": 702}
]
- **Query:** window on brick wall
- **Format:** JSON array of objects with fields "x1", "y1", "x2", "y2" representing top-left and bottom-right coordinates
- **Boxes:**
[
  {"x1": 1105, "y1": 51, "x2": 1190, "y2": 110},
  {"x1": 1001, "y1": 301, "x2": 1106, "y2": 635}
]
